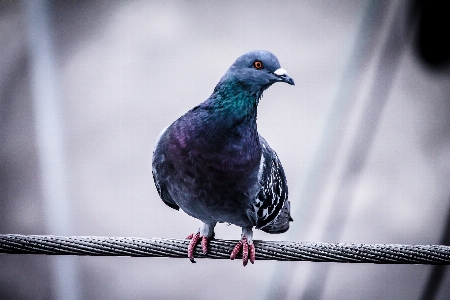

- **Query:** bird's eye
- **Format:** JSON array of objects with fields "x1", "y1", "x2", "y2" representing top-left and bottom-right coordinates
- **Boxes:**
[{"x1": 253, "y1": 61, "x2": 263, "y2": 69}]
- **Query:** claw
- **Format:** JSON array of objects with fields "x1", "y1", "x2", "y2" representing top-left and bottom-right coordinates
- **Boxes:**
[
  {"x1": 230, "y1": 227, "x2": 255, "y2": 266},
  {"x1": 230, "y1": 236, "x2": 255, "y2": 266},
  {"x1": 187, "y1": 232, "x2": 200, "y2": 263},
  {"x1": 186, "y1": 223, "x2": 216, "y2": 263}
]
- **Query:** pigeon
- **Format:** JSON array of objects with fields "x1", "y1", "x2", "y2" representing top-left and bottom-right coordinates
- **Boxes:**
[{"x1": 152, "y1": 50, "x2": 294, "y2": 266}]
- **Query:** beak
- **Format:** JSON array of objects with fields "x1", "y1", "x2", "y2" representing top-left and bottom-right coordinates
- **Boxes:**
[{"x1": 274, "y1": 68, "x2": 295, "y2": 85}]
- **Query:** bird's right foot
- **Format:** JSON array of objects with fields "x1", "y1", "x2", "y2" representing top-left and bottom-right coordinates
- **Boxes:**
[
  {"x1": 186, "y1": 232, "x2": 209, "y2": 263},
  {"x1": 186, "y1": 222, "x2": 216, "y2": 263}
]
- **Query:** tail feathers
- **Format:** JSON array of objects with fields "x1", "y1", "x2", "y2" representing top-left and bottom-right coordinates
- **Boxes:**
[{"x1": 260, "y1": 200, "x2": 292, "y2": 234}]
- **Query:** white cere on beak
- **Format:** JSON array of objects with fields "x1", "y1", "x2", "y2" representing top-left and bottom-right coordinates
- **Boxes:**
[{"x1": 274, "y1": 68, "x2": 288, "y2": 76}]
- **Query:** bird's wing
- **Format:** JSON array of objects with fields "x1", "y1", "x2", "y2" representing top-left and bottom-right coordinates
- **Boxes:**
[
  {"x1": 152, "y1": 126, "x2": 180, "y2": 211},
  {"x1": 152, "y1": 169, "x2": 179, "y2": 210},
  {"x1": 253, "y1": 136, "x2": 291, "y2": 233}
]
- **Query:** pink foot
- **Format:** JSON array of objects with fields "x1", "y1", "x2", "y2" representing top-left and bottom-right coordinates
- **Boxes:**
[
  {"x1": 186, "y1": 232, "x2": 209, "y2": 263},
  {"x1": 230, "y1": 236, "x2": 255, "y2": 266}
]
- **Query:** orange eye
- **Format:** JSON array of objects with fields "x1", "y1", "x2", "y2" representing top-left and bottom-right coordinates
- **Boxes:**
[{"x1": 253, "y1": 61, "x2": 263, "y2": 69}]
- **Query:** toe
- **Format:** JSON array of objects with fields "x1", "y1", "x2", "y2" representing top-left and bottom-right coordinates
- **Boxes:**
[
  {"x1": 201, "y1": 236, "x2": 208, "y2": 254},
  {"x1": 230, "y1": 237, "x2": 255, "y2": 266},
  {"x1": 242, "y1": 237, "x2": 249, "y2": 267},
  {"x1": 249, "y1": 243, "x2": 255, "y2": 264},
  {"x1": 230, "y1": 240, "x2": 243, "y2": 260},
  {"x1": 187, "y1": 232, "x2": 200, "y2": 263}
]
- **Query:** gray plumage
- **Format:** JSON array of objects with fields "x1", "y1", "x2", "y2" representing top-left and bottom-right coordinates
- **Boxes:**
[{"x1": 152, "y1": 50, "x2": 294, "y2": 264}]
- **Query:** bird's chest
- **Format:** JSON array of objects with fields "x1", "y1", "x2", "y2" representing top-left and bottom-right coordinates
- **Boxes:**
[
  {"x1": 169, "y1": 125, "x2": 261, "y2": 186},
  {"x1": 163, "y1": 125, "x2": 261, "y2": 225}
]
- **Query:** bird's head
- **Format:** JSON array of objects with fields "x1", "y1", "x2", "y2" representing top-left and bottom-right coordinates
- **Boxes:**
[{"x1": 217, "y1": 50, "x2": 295, "y2": 96}]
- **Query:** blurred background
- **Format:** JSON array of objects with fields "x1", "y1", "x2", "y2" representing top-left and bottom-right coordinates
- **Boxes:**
[{"x1": 1, "y1": 0, "x2": 449, "y2": 299}]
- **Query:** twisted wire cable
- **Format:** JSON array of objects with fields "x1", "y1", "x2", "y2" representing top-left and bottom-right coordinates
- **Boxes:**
[{"x1": 1, "y1": 234, "x2": 449, "y2": 264}]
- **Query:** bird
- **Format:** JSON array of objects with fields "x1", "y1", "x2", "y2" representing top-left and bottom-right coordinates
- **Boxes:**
[{"x1": 152, "y1": 50, "x2": 294, "y2": 266}]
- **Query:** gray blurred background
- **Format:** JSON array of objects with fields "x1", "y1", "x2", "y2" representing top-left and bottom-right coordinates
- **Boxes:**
[{"x1": 1, "y1": 0, "x2": 450, "y2": 299}]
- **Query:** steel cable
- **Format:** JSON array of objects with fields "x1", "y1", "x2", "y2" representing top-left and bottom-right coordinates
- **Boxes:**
[{"x1": 1, "y1": 234, "x2": 449, "y2": 264}]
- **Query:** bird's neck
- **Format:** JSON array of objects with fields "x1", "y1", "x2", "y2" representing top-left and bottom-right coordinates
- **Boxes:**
[
  {"x1": 169, "y1": 82, "x2": 262, "y2": 177},
  {"x1": 173, "y1": 81, "x2": 262, "y2": 148},
  {"x1": 211, "y1": 81, "x2": 260, "y2": 124}
]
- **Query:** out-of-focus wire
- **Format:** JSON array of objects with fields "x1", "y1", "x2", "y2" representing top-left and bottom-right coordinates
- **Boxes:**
[{"x1": 24, "y1": 1, "x2": 80, "y2": 300}]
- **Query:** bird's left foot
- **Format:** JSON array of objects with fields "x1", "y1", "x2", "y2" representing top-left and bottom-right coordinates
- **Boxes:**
[
  {"x1": 230, "y1": 227, "x2": 255, "y2": 266},
  {"x1": 186, "y1": 222, "x2": 216, "y2": 263}
]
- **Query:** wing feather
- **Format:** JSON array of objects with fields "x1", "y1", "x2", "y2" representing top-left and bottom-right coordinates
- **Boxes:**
[
  {"x1": 152, "y1": 126, "x2": 180, "y2": 211},
  {"x1": 254, "y1": 136, "x2": 291, "y2": 233}
]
